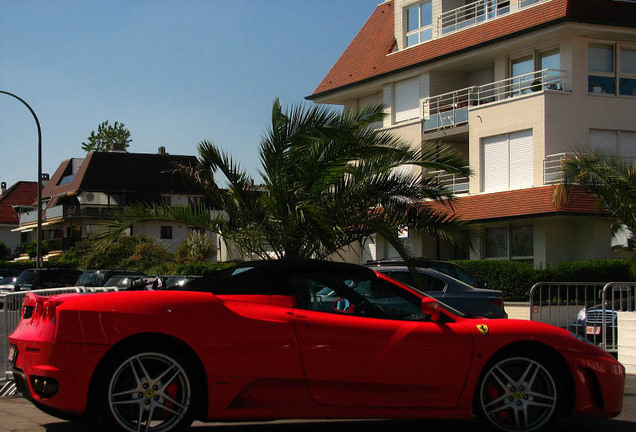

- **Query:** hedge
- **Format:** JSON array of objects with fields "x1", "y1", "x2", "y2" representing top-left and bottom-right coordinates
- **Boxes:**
[{"x1": 452, "y1": 259, "x2": 633, "y2": 302}]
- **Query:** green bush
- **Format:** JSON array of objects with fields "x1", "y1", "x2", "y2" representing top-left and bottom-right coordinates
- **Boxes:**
[
  {"x1": 452, "y1": 259, "x2": 633, "y2": 302},
  {"x1": 0, "y1": 261, "x2": 35, "y2": 271},
  {"x1": 0, "y1": 241, "x2": 10, "y2": 261}
]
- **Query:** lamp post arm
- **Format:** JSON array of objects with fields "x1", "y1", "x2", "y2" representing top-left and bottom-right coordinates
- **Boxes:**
[{"x1": 0, "y1": 90, "x2": 43, "y2": 267}]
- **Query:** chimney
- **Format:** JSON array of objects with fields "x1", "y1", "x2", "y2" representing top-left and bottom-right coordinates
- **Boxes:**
[
  {"x1": 158, "y1": 146, "x2": 167, "y2": 155},
  {"x1": 1, "y1": 182, "x2": 6, "y2": 195},
  {"x1": 41, "y1": 173, "x2": 50, "y2": 188}
]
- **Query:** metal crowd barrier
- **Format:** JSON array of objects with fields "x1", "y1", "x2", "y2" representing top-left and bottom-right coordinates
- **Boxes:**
[
  {"x1": 1, "y1": 286, "x2": 120, "y2": 388},
  {"x1": 530, "y1": 282, "x2": 636, "y2": 353}
]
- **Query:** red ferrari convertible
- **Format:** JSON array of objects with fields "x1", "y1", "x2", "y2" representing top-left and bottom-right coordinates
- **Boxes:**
[{"x1": 8, "y1": 260, "x2": 625, "y2": 432}]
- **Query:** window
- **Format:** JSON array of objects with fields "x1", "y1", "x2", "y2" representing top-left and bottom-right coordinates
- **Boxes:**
[
  {"x1": 394, "y1": 77, "x2": 420, "y2": 123},
  {"x1": 620, "y1": 47, "x2": 636, "y2": 96},
  {"x1": 485, "y1": 225, "x2": 533, "y2": 262},
  {"x1": 589, "y1": 43, "x2": 615, "y2": 94},
  {"x1": 590, "y1": 129, "x2": 636, "y2": 159},
  {"x1": 510, "y1": 49, "x2": 561, "y2": 95},
  {"x1": 161, "y1": 195, "x2": 172, "y2": 206},
  {"x1": 387, "y1": 271, "x2": 446, "y2": 292},
  {"x1": 589, "y1": 43, "x2": 636, "y2": 96},
  {"x1": 405, "y1": 1, "x2": 432, "y2": 47},
  {"x1": 290, "y1": 271, "x2": 429, "y2": 321},
  {"x1": 189, "y1": 196, "x2": 204, "y2": 207},
  {"x1": 482, "y1": 130, "x2": 533, "y2": 192},
  {"x1": 160, "y1": 226, "x2": 173, "y2": 239}
]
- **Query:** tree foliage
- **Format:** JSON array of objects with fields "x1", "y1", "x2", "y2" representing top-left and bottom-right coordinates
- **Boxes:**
[
  {"x1": 173, "y1": 230, "x2": 214, "y2": 263},
  {"x1": 0, "y1": 241, "x2": 9, "y2": 261},
  {"x1": 82, "y1": 120, "x2": 132, "y2": 152},
  {"x1": 99, "y1": 100, "x2": 474, "y2": 262},
  {"x1": 61, "y1": 235, "x2": 168, "y2": 271},
  {"x1": 557, "y1": 149, "x2": 636, "y2": 274}
]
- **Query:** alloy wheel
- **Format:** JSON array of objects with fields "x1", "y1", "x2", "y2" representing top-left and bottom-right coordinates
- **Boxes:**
[
  {"x1": 108, "y1": 352, "x2": 192, "y2": 432},
  {"x1": 479, "y1": 356, "x2": 558, "y2": 432}
]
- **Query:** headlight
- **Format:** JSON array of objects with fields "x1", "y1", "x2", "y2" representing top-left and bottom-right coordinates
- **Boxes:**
[{"x1": 576, "y1": 307, "x2": 586, "y2": 321}]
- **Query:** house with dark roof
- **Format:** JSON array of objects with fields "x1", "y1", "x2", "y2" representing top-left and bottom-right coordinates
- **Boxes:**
[
  {"x1": 14, "y1": 149, "x2": 213, "y2": 256},
  {"x1": 0, "y1": 181, "x2": 39, "y2": 258},
  {"x1": 309, "y1": 0, "x2": 636, "y2": 267}
]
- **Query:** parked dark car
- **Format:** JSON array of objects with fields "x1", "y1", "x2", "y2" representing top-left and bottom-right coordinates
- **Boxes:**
[
  {"x1": 569, "y1": 288, "x2": 635, "y2": 348},
  {"x1": 162, "y1": 275, "x2": 202, "y2": 290},
  {"x1": 370, "y1": 264, "x2": 507, "y2": 318},
  {"x1": 11, "y1": 268, "x2": 81, "y2": 291},
  {"x1": 102, "y1": 275, "x2": 146, "y2": 290},
  {"x1": 0, "y1": 269, "x2": 22, "y2": 290},
  {"x1": 75, "y1": 269, "x2": 145, "y2": 287},
  {"x1": 366, "y1": 258, "x2": 485, "y2": 288}
]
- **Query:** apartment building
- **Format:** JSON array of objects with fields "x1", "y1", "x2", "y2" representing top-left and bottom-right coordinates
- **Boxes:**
[{"x1": 309, "y1": 0, "x2": 636, "y2": 268}]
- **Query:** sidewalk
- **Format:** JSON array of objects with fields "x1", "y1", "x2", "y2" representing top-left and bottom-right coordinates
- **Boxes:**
[{"x1": 1, "y1": 375, "x2": 634, "y2": 432}]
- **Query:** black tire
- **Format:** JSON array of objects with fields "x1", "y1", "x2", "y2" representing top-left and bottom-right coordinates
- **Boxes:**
[
  {"x1": 92, "y1": 343, "x2": 199, "y2": 432},
  {"x1": 476, "y1": 353, "x2": 562, "y2": 432}
]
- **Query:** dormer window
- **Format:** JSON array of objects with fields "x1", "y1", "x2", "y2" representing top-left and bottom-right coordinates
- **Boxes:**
[{"x1": 406, "y1": 1, "x2": 432, "y2": 47}]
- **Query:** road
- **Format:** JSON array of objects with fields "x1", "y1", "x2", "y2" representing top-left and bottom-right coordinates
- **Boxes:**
[{"x1": 0, "y1": 386, "x2": 634, "y2": 432}]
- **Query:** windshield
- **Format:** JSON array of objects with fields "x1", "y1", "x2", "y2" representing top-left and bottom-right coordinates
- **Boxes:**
[
  {"x1": 77, "y1": 272, "x2": 108, "y2": 286},
  {"x1": 15, "y1": 270, "x2": 37, "y2": 285},
  {"x1": 0, "y1": 276, "x2": 16, "y2": 285},
  {"x1": 104, "y1": 276, "x2": 139, "y2": 288}
]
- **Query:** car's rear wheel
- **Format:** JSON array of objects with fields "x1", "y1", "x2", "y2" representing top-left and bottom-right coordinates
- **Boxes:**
[
  {"x1": 93, "y1": 345, "x2": 198, "y2": 432},
  {"x1": 477, "y1": 355, "x2": 560, "y2": 432}
]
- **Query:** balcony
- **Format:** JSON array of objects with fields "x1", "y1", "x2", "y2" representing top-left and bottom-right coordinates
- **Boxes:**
[
  {"x1": 543, "y1": 153, "x2": 569, "y2": 185},
  {"x1": 422, "y1": 68, "x2": 567, "y2": 132},
  {"x1": 430, "y1": 170, "x2": 470, "y2": 195},
  {"x1": 438, "y1": 0, "x2": 550, "y2": 38}
]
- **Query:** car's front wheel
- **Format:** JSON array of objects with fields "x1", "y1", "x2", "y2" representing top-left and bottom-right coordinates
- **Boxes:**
[
  {"x1": 93, "y1": 345, "x2": 198, "y2": 432},
  {"x1": 476, "y1": 354, "x2": 560, "y2": 432}
]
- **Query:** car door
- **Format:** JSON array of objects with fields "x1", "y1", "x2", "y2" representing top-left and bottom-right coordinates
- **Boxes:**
[{"x1": 290, "y1": 271, "x2": 475, "y2": 408}]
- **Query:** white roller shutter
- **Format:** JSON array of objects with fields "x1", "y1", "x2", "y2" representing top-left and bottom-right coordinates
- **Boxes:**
[
  {"x1": 509, "y1": 130, "x2": 533, "y2": 190},
  {"x1": 482, "y1": 135, "x2": 509, "y2": 192},
  {"x1": 589, "y1": 129, "x2": 618, "y2": 153},
  {"x1": 620, "y1": 131, "x2": 636, "y2": 159},
  {"x1": 394, "y1": 77, "x2": 420, "y2": 123}
]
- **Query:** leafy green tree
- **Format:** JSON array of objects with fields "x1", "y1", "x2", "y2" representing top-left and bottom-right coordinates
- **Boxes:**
[
  {"x1": 0, "y1": 241, "x2": 10, "y2": 261},
  {"x1": 174, "y1": 230, "x2": 214, "y2": 263},
  {"x1": 26, "y1": 240, "x2": 49, "y2": 259},
  {"x1": 99, "y1": 100, "x2": 473, "y2": 261},
  {"x1": 82, "y1": 120, "x2": 132, "y2": 152},
  {"x1": 557, "y1": 150, "x2": 636, "y2": 273}
]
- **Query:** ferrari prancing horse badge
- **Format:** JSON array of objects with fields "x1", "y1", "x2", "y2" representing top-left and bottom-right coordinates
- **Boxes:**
[{"x1": 477, "y1": 324, "x2": 489, "y2": 335}]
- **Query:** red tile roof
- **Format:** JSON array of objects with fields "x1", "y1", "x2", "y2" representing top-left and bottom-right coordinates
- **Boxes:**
[
  {"x1": 428, "y1": 186, "x2": 608, "y2": 222},
  {"x1": 0, "y1": 181, "x2": 39, "y2": 225},
  {"x1": 310, "y1": 0, "x2": 636, "y2": 99}
]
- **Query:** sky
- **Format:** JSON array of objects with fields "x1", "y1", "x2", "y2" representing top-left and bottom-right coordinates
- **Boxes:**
[{"x1": 0, "y1": 0, "x2": 381, "y2": 189}]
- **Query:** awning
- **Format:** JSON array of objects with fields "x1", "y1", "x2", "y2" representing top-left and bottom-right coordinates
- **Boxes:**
[{"x1": 11, "y1": 218, "x2": 64, "y2": 232}]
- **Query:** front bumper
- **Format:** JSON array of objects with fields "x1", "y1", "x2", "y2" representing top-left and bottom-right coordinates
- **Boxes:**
[{"x1": 568, "y1": 350, "x2": 625, "y2": 418}]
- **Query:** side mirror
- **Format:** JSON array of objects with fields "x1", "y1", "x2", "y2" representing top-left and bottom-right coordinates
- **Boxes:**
[
  {"x1": 421, "y1": 297, "x2": 441, "y2": 322},
  {"x1": 333, "y1": 298, "x2": 354, "y2": 314}
]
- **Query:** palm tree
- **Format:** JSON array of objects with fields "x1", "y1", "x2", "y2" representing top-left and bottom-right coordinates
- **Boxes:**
[
  {"x1": 557, "y1": 150, "x2": 636, "y2": 271},
  {"x1": 99, "y1": 99, "x2": 473, "y2": 261}
]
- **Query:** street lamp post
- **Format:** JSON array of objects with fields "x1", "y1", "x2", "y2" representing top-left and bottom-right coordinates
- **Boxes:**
[{"x1": 0, "y1": 90, "x2": 43, "y2": 268}]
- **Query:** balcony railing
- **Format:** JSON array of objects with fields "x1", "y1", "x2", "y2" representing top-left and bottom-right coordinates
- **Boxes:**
[
  {"x1": 423, "y1": 69, "x2": 566, "y2": 132},
  {"x1": 430, "y1": 170, "x2": 470, "y2": 195},
  {"x1": 438, "y1": 0, "x2": 550, "y2": 37},
  {"x1": 543, "y1": 153, "x2": 570, "y2": 185}
]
